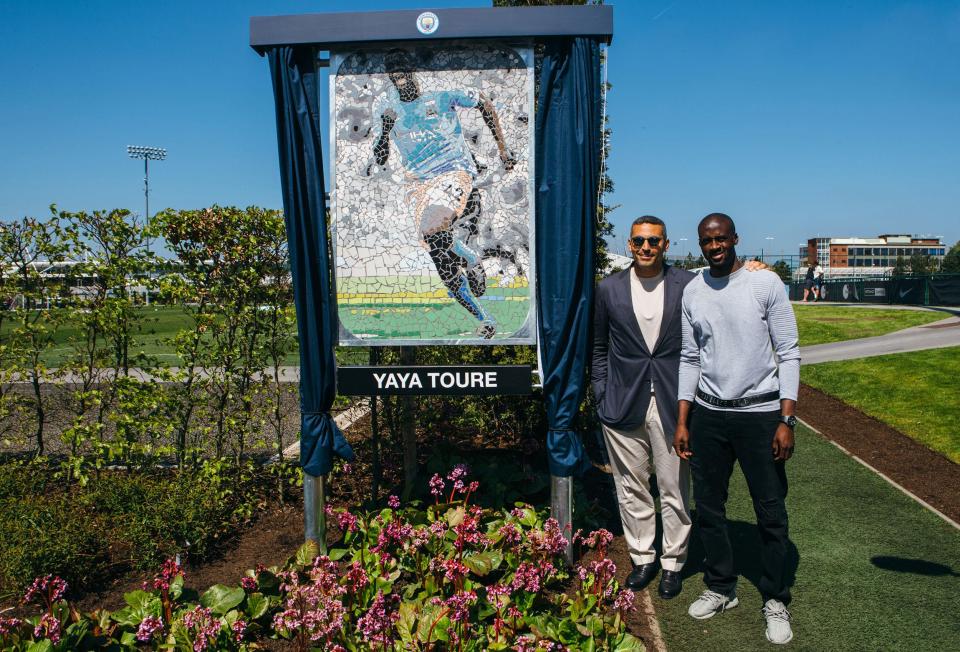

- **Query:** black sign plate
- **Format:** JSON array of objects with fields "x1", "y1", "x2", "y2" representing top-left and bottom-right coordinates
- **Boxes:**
[{"x1": 338, "y1": 365, "x2": 533, "y2": 396}]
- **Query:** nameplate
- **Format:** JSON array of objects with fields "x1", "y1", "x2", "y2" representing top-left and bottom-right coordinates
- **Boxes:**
[{"x1": 337, "y1": 365, "x2": 533, "y2": 396}]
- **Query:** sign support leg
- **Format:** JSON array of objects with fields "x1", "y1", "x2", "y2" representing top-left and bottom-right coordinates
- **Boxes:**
[
  {"x1": 551, "y1": 474, "x2": 574, "y2": 565},
  {"x1": 304, "y1": 473, "x2": 327, "y2": 554}
]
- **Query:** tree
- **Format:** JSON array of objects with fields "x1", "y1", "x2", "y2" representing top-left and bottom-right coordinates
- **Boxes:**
[
  {"x1": 942, "y1": 240, "x2": 960, "y2": 274},
  {"x1": 892, "y1": 254, "x2": 909, "y2": 278},
  {"x1": 771, "y1": 260, "x2": 792, "y2": 283},
  {"x1": 909, "y1": 252, "x2": 934, "y2": 275}
]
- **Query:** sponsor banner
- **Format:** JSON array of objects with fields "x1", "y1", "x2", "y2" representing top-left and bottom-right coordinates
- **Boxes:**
[
  {"x1": 338, "y1": 365, "x2": 533, "y2": 395},
  {"x1": 928, "y1": 276, "x2": 960, "y2": 306},
  {"x1": 862, "y1": 280, "x2": 889, "y2": 301},
  {"x1": 889, "y1": 278, "x2": 926, "y2": 305}
]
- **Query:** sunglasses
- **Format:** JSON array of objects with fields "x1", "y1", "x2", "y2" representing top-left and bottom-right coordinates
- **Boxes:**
[{"x1": 630, "y1": 236, "x2": 663, "y2": 248}]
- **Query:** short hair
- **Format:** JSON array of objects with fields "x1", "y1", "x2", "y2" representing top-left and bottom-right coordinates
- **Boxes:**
[
  {"x1": 631, "y1": 215, "x2": 667, "y2": 239},
  {"x1": 698, "y1": 212, "x2": 736, "y2": 234},
  {"x1": 384, "y1": 49, "x2": 416, "y2": 73}
]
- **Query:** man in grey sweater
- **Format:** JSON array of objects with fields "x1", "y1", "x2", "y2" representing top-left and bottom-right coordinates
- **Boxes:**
[{"x1": 674, "y1": 213, "x2": 800, "y2": 645}]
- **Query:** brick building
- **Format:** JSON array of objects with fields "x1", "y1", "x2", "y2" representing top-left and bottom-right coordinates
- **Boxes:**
[{"x1": 799, "y1": 234, "x2": 946, "y2": 278}]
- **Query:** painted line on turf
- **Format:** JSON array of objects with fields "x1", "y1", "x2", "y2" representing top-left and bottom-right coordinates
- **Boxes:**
[
  {"x1": 799, "y1": 418, "x2": 960, "y2": 531},
  {"x1": 638, "y1": 589, "x2": 668, "y2": 652}
]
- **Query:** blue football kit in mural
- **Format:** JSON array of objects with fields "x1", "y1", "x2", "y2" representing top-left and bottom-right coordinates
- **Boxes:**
[{"x1": 383, "y1": 88, "x2": 480, "y2": 180}]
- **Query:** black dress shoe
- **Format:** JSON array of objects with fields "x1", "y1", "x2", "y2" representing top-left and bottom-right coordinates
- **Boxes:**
[
  {"x1": 625, "y1": 563, "x2": 658, "y2": 590},
  {"x1": 658, "y1": 569, "x2": 682, "y2": 599}
]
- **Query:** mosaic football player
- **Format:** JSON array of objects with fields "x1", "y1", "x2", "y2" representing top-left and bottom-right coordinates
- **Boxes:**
[{"x1": 367, "y1": 49, "x2": 516, "y2": 339}]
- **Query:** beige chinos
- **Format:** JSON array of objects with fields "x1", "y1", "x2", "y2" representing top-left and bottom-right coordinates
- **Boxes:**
[{"x1": 601, "y1": 394, "x2": 691, "y2": 571}]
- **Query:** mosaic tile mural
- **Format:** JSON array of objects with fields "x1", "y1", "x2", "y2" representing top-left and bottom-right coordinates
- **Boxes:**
[{"x1": 331, "y1": 43, "x2": 535, "y2": 345}]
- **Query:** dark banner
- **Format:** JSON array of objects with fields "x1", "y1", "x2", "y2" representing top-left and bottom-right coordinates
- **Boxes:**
[
  {"x1": 928, "y1": 276, "x2": 960, "y2": 306},
  {"x1": 861, "y1": 280, "x2": 890, "y2": 303},
  {"x1": 338, "y1": 365, "x2": 533, "y2": 396},
  {"x1": 889, "y1": 277, "x2": 926, "y2": 305}
]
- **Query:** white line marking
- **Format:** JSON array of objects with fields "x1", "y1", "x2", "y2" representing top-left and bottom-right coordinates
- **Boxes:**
[
  {"x1": 799, "y1": 418, "x2": 960, "y2": 531},
  {"x1": 638, "y1": 589, "x2": 668, "y2": 652}
]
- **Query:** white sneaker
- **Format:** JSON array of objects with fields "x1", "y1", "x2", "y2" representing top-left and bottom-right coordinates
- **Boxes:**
[
  {"x1": 687, "y1": 589, "x2": 739, "y2": 620},
  {"x1": 762, "y1": 599, "x2": 793, "y2": 644}
]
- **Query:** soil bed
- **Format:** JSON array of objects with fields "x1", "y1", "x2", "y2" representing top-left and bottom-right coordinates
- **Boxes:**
[{"x1": 797, "y1": 383, "x2": 960, "y2": 523}]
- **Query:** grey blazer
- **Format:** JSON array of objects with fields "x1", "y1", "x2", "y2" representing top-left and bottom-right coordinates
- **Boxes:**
[{"x1": 591, "y1": 264, "x2": 696, "y2": 435}]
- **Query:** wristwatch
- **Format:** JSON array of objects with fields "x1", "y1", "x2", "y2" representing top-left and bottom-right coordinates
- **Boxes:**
[{"x1": 779, "y1": 415, "x2": 797, "y2": 429}]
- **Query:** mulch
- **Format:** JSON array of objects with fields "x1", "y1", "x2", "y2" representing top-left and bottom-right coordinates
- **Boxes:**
[
  {"x1": 797, "y1": 383, "x2": 960, "y2": 524},
  {"x1": 29, "y1": 384, "x2": 960, "y2": 650}
]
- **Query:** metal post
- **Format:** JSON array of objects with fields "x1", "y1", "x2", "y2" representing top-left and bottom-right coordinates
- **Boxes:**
[
  {"x1": 370, "y1": 347, "x2": 381, "y2": 504},
  {"x1": 304, "y1": 472, "x2": 327, "y2": 554},
  {"x1": 550, "y1": 474, "x2": 574, "y2": 566}
]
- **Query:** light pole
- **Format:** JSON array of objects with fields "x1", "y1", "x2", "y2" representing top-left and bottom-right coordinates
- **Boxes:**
[
  {"x1": 126, "y1": 145, "x2": 167, "y2": 253},
  {"x1": 763, "y1": 236, "x2": 775, "y2": 263},
  {"x1": 127, "y1": 145, "x2": 166, "y2": 305}
]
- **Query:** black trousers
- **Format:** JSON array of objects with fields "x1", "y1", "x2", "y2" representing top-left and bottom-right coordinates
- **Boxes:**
[{"x1": 690, "y1": 407, "x2": 791, "y2": 604}]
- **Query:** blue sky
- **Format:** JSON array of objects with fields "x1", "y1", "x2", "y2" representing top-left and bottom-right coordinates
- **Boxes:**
[{"x1": 1, "y1": 1, "x2": 958, "y2": 260}]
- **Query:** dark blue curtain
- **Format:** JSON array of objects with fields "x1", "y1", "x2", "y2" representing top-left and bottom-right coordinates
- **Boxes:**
[
  {"x1": 536, "y1": 38, "x2": 602, "y2": 477},
  {"x1": 268, "y1": 46, "x2": 354, "y2": 477}
]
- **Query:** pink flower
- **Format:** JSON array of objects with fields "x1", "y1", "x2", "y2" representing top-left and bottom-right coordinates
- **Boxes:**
[
  {"x1": 346, "y1": 562, "x2": 369, "y2": 593},
  {"x1": 511, "y1": 562, "x2": 542, "y2": 593},
  {"x1": 240, "y1": 576, "x2": 257, "y2": 591},
  {"x1": 514, "y1": 634, "x2": 537, "y2": 651},
  {"x1": 33, "y1": 613, "x2": 61, "y2": 644},
  {"x1": 182, "y1": 606, "x2": 221, "y2": 652},
  {"x1": 0, "y1": 616, "x2": 24, "y2": 636},
  {"x1": 356, "y1": 591, "x2": 400, "y2": 647},
  {"x1": 614, "y1": 589, "x2": 637, "y2": 614},
  {"x1": 429, "y1": 473, "x2": 446, "y2": 498},
  {"x1": 583, "y1": 528, "x2": 614, "y2": 550},
  {"x1": 528, "y1": 518, "x2": 569, "y2": 556},
  {"x1": 136, "y1": 616, "x2": 164, "y2": 642},
  {"x1": 144, "y1": 558, "x2": 185, "y2": 592},
  {"x1": 445, "y1": 590, "x2": 478, "y2": 623},
  {"x1": 23, "y1": 575, "x2": 68, "y2": 607},
  {"x1": 232, "y1": 619, "x2": 248, "y2": 642},
  {"x1": 387, "y1": 495, "x2": 400, "y2": 509},
  {"x1": 499, "y1": 522, "x2": 523, "y2": 546},
  {"x1": 341, "y1": 463, "x2": 352, "y2": 475}
]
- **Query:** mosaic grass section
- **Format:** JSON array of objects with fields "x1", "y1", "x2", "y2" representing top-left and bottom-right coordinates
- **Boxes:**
[{"x1": 338, "y1": 274, "x2": 529, "y2": 340}]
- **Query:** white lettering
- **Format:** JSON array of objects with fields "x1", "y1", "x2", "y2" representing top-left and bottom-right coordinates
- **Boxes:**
[
  {"x1": 486, "y1": 371, "x2": 497, "y2": 388},
  {"x1": 471, "y1": 371, "x2": 484, "y2": 386},
  {"x1": 408, "y1": 373, "x2": 423, "y2": 389},
  {"x1": 373, "y1": 372, "x2": 387, "y2": 389},
  {"x1": 397, "y1": 372, "x2": 410, "y2": 388},
  {"x1": 427, "y1": 372, "x2": 440, "y2": 388},
  {"x1": 440, "y1": 372, "x2": 455, "y2": 388},
  {"x1": 384, "y1": 374, "x2": 398, "y2": 389}
]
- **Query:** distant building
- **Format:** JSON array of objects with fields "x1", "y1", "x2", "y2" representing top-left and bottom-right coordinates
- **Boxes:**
[{"x1": 800, "y1": 234, "x2": 946, "y2": 278}]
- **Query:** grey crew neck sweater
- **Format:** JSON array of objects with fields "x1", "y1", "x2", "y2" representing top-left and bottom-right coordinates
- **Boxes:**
[{"x1": 678, "y1": 267, "x2": 800, "y2": 412}]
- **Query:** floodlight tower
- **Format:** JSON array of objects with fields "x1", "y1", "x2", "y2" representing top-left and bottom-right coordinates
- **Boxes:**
[{"x1": 126, "y1": 145, "x2": 167, "y2": 253}]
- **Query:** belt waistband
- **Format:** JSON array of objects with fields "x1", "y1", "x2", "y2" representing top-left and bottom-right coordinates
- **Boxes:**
[{"x1": 696, "y1": 388, "x2": 780, "y2": 409}]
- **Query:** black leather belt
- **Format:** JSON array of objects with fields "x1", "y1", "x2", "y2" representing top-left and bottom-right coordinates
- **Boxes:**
[{"x1": 696, "y1": 388, "x2": 780, "y2": 408}]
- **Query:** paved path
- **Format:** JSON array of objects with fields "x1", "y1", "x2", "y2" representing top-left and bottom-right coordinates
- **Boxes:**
[{"x1": 801, "y1": 314, "x2": 960, "y2": 365}]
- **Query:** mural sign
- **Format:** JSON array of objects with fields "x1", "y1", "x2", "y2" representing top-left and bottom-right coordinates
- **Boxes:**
[{"x1": 330, "y1": 43, "x2": 535, "y2": 345}]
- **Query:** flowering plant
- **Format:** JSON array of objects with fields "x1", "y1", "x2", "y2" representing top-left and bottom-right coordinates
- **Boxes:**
[{"x1": 2, "y1": 468, "x2": 643, "y2": 651}]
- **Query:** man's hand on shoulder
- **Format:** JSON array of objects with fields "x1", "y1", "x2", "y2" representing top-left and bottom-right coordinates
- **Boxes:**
[{"x1": 744, "y1": 260, "x2": 769, "y2": 272}]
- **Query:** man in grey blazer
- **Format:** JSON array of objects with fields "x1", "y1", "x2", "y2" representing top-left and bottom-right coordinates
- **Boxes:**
[{"x1": 592, "y1": 215, "x2": 695, "y2": 599}]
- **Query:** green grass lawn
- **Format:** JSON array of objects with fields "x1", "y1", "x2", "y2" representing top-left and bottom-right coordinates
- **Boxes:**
[
  {"x1": 793, "y1": 305, "x2": 945, "y2": 346},
  {"x1": 653, "y1": 424, "x2": 960, "y2": 651},
  {"x1": 801, "y1": 347, "x2": 960, "y2": 463}
]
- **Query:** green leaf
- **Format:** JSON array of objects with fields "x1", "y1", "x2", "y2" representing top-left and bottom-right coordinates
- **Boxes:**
[
  {"x1": 245, "y1": 592, "x2": 269, "y2": 620},
  {"x1": 296, "y1": 540, "x2": 320, "y2": 567},
  {"x1": 613, "y1": 632, "x2": 646, "y2": 651},
  {"x1": 26, "y1": 640, "x2": 53, "y2": 652},
  {"x1": 200, "y1": 584, "x2": 245, "y2": 615},
  {"x1": 328, "y1": 547, "x2": 348, "y2": 561},
  {"x1": 445, "y1": 506, "x2": 466, "y2": 527},
  {"x1": 397, "y1": 601, "x2": 417, "y2": 645},
  {"x1": 463, "y1": 550, "x2": 504, "y2": 577}
]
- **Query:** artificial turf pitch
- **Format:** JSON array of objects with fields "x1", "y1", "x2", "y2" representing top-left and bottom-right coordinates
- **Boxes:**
[{"x1": 651, "y1": 424, "x2": 960, "y2": 651}]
